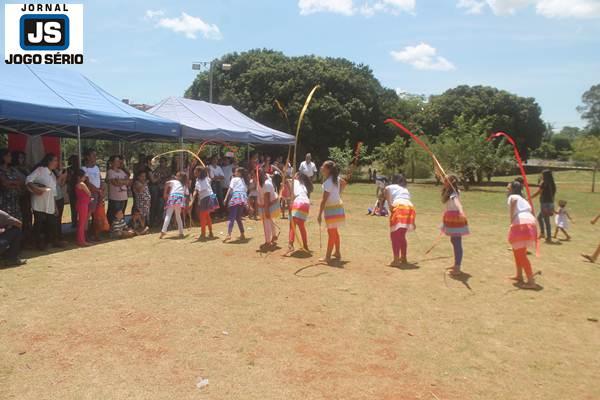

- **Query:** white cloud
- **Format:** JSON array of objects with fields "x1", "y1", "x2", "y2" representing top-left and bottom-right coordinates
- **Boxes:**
[
  {"x1": 536, "y1": 0, "x2": 600, "y2": 18},
  {"x1": 390, "y1": 43, "x2": 455, "y2": 71},
  {"x1": 457, "y1": 0, "x2": 600, "y2": 18},
  {"x1": 457, "y1": 0, "x2": 486, "y2": 14},
  {"x1": 154, "y1": 12, "x2": 222, "y2": 40},
  {"x1": 144, "y1": 9, "x2": 165, "y2": 19},
  {"x1": 486, "y1": 0, "x2": 532, "y2": 15},
  {"x1": 299, "y1": 0, "x2": 354, "y2": 15},
  {"x1": 298, "y1": 0, "x2": 415, "y2": 16}
]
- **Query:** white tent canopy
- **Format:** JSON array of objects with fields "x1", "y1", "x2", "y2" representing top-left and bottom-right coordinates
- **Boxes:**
[{"x1": 147, "y1": 97, "x2": 295, "y2": 145}]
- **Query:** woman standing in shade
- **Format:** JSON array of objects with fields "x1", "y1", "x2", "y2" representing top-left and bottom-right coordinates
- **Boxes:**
[{"x1": 532, "y1": 170, "x2": 556, "y2": 243}]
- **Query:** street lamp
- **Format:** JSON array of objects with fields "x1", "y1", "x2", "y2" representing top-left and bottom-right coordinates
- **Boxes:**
[{"x1": 191, "y1": 61, "x2": 232, "y2": 103}]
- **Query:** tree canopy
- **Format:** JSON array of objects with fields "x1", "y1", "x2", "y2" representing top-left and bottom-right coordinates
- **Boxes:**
[
  {"x1": 185, "y1": 49, "x2": 546, "y2": 164},
  {"x1": 577, "y1": 84, "x2": 600, "y2": 135}
]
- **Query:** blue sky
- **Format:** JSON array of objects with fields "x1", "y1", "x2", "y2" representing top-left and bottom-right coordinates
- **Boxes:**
[{"x1": 3, "y1": 0, "x2": 599, "y2": 129}]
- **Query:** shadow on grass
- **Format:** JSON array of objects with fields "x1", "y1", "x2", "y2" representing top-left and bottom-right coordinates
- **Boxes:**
[
  {"x1": 294, "y1": 263, "x2": 329, "y2": 278},
  {"x1": 256, "y1": 244, "x2": 282, "y2": 254},
  {"x1": 163, "y1": 234, "x2": 190, "y2": 241},
  {"x1": 512, "y1": 282, "x2": 544, "y2": 291},
  {"x1": 224, "y1": 238, "x2": 252, "y2": 245},
  {"x1": 283, "y1": 249, "x2": 313, "y2": 259},
  {"x1": 448, "y1": 272, "x2": 473, "y2": 291},
  {"x1": 386, "y1": 262, "x2": 420, "y2": 270}
]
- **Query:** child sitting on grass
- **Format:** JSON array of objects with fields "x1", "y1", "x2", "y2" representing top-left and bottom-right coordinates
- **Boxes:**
[
  {"x1": 131, "y1": 208, "x2": 150, "y2": 236},
  {"x1": 554, "y1": 200, "x2": 574, "y2": 240},
  {"x1": 110, "y1": 210, "x2": 135, "y2": 239},
  {"x1": 367, "y1": 193, "x2": 389, "y2": 216}
]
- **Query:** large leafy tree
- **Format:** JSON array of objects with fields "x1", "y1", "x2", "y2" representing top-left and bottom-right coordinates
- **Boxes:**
[
  {"x1": 572, "y1": 136, "x2": 600, "y2": 192},
  {"x1": 416, "y1": 85, "x2": 545, "y2": 158},
  {"x1": 185, "y1": 49, "x2": 400, "y2": 161},
  {"x1": 577, "y1": 84, "x2": 600, "y2": 135}
]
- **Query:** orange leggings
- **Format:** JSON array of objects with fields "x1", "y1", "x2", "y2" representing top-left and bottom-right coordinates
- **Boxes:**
[
  {"x1": 198, "y1": 211, "x2": 212, "y2": 236},
  {"x1": 289, "y1": 218, "x2": 308, "y2": 248},
  {"x1": 327, "y1": 228, "x2": 340, "y2": 254},
  {"x1": 512, "y1": 248, "x2": 533, "y2": 279}
]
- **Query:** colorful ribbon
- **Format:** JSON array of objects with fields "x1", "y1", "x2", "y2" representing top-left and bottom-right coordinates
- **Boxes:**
[
  {"x1": 292, "y1": 85, "x2": 320, "y2": 174},
  {"x1": 151, "y1": 149, "x2": 205, "y2": 167}
]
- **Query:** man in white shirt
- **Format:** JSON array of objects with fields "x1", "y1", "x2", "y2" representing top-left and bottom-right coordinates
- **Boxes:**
[
  {"x1": 221, "y1": 152, "x2": 235, "y2": 189},
  {"x1": 299, "y1": 153, "x2": 318, "y2": 181}
]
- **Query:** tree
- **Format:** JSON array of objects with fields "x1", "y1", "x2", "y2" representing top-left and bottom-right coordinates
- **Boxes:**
[
  {"x1": 559, "y1": 126, "x2": 582, "y2": 139},
  {"x1": 185, "y1": 49, "x2": 402, "y2": 161},
  {"x1": 327, "y1": 140, "x2": 370, "y2": 182},
  {"x1": 433, "y1": 116, "x2": 512, "y2": 186},
  {"x1": 416, "y1": 85, "x2": 546, "y2": 158},
  {"x1": 572, "y1": 136, "x2": 600, "y2": 192},
  {"x1": 577, "y1": 84, "x2": 600, "y2": 135}
]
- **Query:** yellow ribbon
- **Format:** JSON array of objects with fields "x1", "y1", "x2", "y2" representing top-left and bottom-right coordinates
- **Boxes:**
[
  {"x1": 151, "y1": 149, "x2": 205, "y2": 167},
  {"x1": 292, "y1": 85, "x2": 320, "y2": 174}
]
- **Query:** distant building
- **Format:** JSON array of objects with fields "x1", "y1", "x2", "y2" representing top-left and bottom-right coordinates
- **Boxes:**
[{"x1": 121, "y1": 99, "x2": 152, "y2": 111}]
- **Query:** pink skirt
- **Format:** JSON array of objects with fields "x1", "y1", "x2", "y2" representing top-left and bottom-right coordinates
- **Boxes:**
[{"x1": 508, "y1": 213, "x2": 538, "y2": 250}]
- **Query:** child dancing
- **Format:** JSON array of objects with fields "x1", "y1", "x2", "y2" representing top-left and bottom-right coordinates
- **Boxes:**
[
  {"x1": 257, "y1": 168, "x2": 281, "y2": 248},
  {"x1": 160, "y1": 172, "x2": 187, "y2": 239},
  {"x1": 286, "y1": 172, "x2": 313, "y2": 254},
  {"x1": 192, "y1": 166, "x2": 219, "y2": 240},
  {"x1": 507, "y1": 181, "x2": 538, "y2": 289},
  {"x1": 317, "y1": 161, "x2": 346, "y2": 263},
  {"x1": 440, "y1": 175, "x2": 469, "y2": 276},
  {"x1": 385, "y1": 174, "x2": 415, "y2": 266},
  {"x1": 223, "y1": 167, "x2": 250, "y2": 242}
]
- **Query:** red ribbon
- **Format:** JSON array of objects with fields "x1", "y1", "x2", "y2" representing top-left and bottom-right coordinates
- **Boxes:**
[
  {"x1": 384, "y1": 119, "x2": 450, "y2": 185},
  {"x1": 486, "y1": 132, "x2": 534, "y2": 211}
]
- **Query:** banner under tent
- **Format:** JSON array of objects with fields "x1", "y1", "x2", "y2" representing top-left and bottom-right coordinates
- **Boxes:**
[{"x1": 146, "y1": 97, "x2": 295, "y2": 145}]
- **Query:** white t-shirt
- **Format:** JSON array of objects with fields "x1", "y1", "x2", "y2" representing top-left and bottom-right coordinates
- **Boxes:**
[
  {"x1": 508, "y1": 194, "x2": 532, "y2": 220},
  {"x1": 259, "y1": 178, "x2": 278, "y2": 203},
  {"x1": 82, "y1": 165, "x2": 101, "y2": 189},
  {"x1": 445, "y1": 192, "x2": 460, "y2": 212},
  {"x1": 229, "y1": 176, "x2": 247, "y2": 193},
  {"x1": 209, "y1": 165, "x2": 224, "y2": 180},
  {"x1": 222, "y1": 164, "x2": 234, "y2": 187},
  {"x1": 386, "y1": 184, "x2": 410, "y2": 204},
  {"x1": 195, "y1": 177, "x2": 213, "y2": 200},
  {"x1": 293, "y1": 180, "x2": 309, "y2": 202},
  {"x1": 26, "y1": 167, "x2": 57, "y2": 214},
  {"x1": 168, "y1": 179, "x2": 186, "y2": 196},
  {"x1": 107, "y1": 169, "x2": 129, "y2": 201},
  {"x1": 299, "y1": 161, "x2": 317, "y2": 178},
  {"x1": 322, "y1": 177, "x2": 341, "y2": 205}
]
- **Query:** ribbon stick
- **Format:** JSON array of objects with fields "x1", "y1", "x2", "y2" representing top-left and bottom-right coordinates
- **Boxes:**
[
  {"x1": 152, "y1": 149, "x2": 205, "y2": 167},
  {"x1": 486, "y1": 131, "x2": 539, "y2": 256},
  {"x1": 292, "y1": 85, "x2": 320, "y2": 174},
  {"x1": 384, "y1": 119, "x2": 454, "y2": 190}
]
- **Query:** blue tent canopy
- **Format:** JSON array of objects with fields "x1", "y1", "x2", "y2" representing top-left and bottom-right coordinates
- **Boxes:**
[
  {"x1": 147, "y1": 97, "x2": 295, "y2": 145},
  {"x1": 0, "y1": 64, "x2": 180, "y2": 141}
]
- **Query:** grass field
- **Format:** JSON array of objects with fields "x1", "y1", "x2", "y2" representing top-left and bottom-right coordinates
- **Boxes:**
[{"x1": 1, "y1": 171, "x2": 599, "y2": 400}]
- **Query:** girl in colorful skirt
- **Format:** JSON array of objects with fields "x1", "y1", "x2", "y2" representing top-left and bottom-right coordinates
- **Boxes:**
[
  {"x1": 286, "y1": 172, "x2": 314, "y2": 254},
  {"x1": 507, "y1": 180, "x2": 538, "y2": 289},
  {"x1": 385, "y1": 174, "x2": 415, "y2": 266},
  {"x1": 440, "y1": 175, "x2": 469, "y2": 276},
  {"x1": 257, "y1": 168, "x2": 281, "y2": 248},
  {"x1": 192, "y1": 166, "x2": 219, "y2": 240},
  {"x1": 317, "y1": 161, "x2": 346, "y2": 263},
  {"x1": 224, "y1": 167, "x2": 250, "y2": 242},
  {"x1": 160, "y1": 172, "x2": 188, "y2": 239}
]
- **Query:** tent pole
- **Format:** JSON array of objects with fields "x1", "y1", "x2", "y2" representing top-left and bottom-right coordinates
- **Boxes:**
[
  {"x1": 77, "y1": 125, "x2": 82, "y2": 168},
  {"x1": 179, "y1": 135, "x2": 184, "y2": 172},
  {"x1": 247, "y1": 144, "x2": 250, "y2": 164}
]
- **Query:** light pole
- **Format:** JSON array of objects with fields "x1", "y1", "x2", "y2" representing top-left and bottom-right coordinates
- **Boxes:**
[{"x1": 192, "y1": 61, "x2": 232, "y2": 103}]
